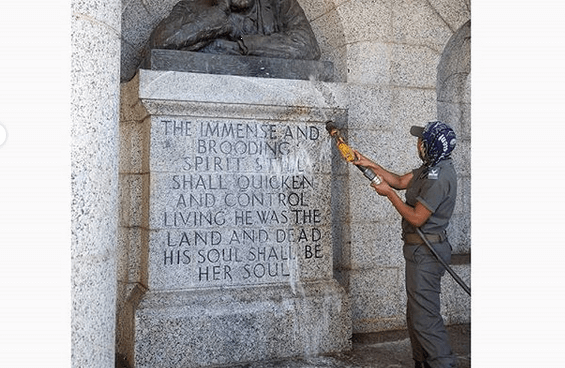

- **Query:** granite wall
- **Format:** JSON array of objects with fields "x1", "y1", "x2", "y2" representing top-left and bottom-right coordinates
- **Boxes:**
[{"x1": 328, "y1": 0, "x2": 472, "y2": 333}]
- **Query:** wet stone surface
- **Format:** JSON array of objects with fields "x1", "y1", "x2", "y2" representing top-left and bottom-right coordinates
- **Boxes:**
[
  {"x1": 232, "y1": 324, "x2": 470, "y2": 368},
  {"x1": 117, "y1": 324, "x2": 470, "y2": 368}
]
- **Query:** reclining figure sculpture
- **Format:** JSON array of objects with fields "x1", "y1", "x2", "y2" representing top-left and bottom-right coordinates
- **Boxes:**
[{"x1": 149, "y1": 0, "x2": 321, "y2": 60}]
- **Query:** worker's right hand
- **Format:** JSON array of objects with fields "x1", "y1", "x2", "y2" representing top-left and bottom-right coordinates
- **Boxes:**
[{"x1": 352, "y1": 150, "x2": 374, "y2": 168}]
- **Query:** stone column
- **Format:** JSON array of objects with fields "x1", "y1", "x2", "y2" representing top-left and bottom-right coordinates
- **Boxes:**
[{"x1": 71, "y1": 0, "x2": 121, "y2": 366}]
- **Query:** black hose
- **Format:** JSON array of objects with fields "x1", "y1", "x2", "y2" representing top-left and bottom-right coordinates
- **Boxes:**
[{"x1": 416, "y1": 228, "x2": 471, "y2": 296}]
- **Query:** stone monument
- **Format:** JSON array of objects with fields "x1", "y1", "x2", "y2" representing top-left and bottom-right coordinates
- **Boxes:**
[
  {"x1": 118, "y1": 1, "x2": 352, "y2": 366},
  {"x1": 120, "y1": 69, "x2": 351, "y2": 367}
]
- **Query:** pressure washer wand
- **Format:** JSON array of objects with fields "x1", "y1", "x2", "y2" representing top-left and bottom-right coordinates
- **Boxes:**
[{"x1": 325, "y1": 121, "x2": 381, "y2": 185}]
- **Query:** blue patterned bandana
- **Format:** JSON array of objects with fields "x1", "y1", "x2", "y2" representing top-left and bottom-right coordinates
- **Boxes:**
[{"x1": 411, "y1": 121, "x2": 457, "y2": 167}]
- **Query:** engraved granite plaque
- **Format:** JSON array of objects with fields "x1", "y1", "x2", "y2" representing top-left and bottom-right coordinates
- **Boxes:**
[{"x1": 148, "y1": 117, "x2": 333, "y2": 290}]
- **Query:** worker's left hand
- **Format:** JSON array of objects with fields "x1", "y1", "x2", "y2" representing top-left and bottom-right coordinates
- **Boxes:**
[{"x1": 371, "y1": 179, "x2": 391, "y2": 197}]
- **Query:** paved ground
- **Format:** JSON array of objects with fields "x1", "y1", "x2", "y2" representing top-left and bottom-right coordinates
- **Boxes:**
[{"x1": 235, "y1": 324, "x2": 470, "y2": 368}]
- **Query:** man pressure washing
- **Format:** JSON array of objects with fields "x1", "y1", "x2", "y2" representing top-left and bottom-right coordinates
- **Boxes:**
[{"x1": 353, "y1": 121, "x2": 458, "y2": 368}]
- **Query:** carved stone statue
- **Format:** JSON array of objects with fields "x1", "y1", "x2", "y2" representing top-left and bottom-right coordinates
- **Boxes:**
[{"x1": 149, "y1": 0, "x2": 321, "y2": 60}]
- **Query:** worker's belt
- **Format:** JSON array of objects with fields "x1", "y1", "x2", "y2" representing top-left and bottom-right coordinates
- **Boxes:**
[{"x1": 403, "y1": 232, "x2": 446, "y2": 244}]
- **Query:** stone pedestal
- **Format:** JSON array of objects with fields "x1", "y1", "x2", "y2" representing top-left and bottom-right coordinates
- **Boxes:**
[
  {"x1": 122, "y1": 69, "x2": 351, "y2": 367},
  {"x1": 142, "y1": 49, "x2": 335, "y2": 82}
]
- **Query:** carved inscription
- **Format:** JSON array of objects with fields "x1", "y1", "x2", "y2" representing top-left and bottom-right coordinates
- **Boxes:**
[{"x1": 152, "y1": 118, "x2": 329, "y2": 287}]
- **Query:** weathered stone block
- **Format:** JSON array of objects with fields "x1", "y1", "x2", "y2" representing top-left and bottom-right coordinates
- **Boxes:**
[
  {"x1": 349, "y1": 267, "x2": 406, "y2": 333},
  {"x1": 135, "y1": 282, "x2": 350, "y2": 367}
]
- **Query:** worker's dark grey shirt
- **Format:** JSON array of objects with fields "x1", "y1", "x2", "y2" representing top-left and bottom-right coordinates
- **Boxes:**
[{"x1": 402, "y1": 158, "x2": 457, "y2": 236}]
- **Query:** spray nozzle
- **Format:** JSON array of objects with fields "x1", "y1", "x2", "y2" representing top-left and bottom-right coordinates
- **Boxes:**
[
  {"x1": 324, "y1": 120, "x2": 381, "y2": 185},
  {"x1": 325, "y1": 121, "x2": 355, "y2": 162},
  {"x1": 325, "y1": 120, "x2": 338, "y2": 135},
  {"x1": 325, "y1": 121, "x2": 342, "y2": 141}
]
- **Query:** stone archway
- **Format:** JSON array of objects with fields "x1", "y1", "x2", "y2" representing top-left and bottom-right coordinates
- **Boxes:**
[
  {"x1": 437, "y1": 20, "x2": 471, "y2": 134},
  {"x1": 437, "y1": 20, "x2": 471, "y2": 253}
]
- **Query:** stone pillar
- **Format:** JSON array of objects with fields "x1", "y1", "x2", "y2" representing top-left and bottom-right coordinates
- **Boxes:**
[{"x1": 71, "y1": 0, "x2": 121, "y2": 366}]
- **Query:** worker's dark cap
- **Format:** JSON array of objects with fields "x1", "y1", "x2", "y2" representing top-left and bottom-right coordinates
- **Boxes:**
[
  {"x1": 411, "y1": 121, "x2": 457, "y2": 166},
  {"x1": 410, "y1": 125, "x2": 424, "y2": 138}
]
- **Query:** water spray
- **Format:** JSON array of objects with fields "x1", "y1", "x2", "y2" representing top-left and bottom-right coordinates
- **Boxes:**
[{"x1": 325, "y1": 121, "x2": 381, "y2": 185}]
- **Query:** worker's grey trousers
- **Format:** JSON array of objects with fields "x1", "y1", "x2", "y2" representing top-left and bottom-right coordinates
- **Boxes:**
[{"x1": 404, "y1": 241, "x2": 457, "y2": 368}]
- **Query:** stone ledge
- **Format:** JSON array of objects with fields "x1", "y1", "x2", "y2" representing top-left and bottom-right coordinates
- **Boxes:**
[
  {"x1": 142, "y1": 49, "x2": 335, "y2": 82},
  {"x1": 351, "y1": 323, "x2": 470, "y2": 347},
  {"x1": 451, "y1": 253, "x2": 470, "y2": 265},
  {"x1": 135, "y1": 69, "x2": 349, "y2": 111}
]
